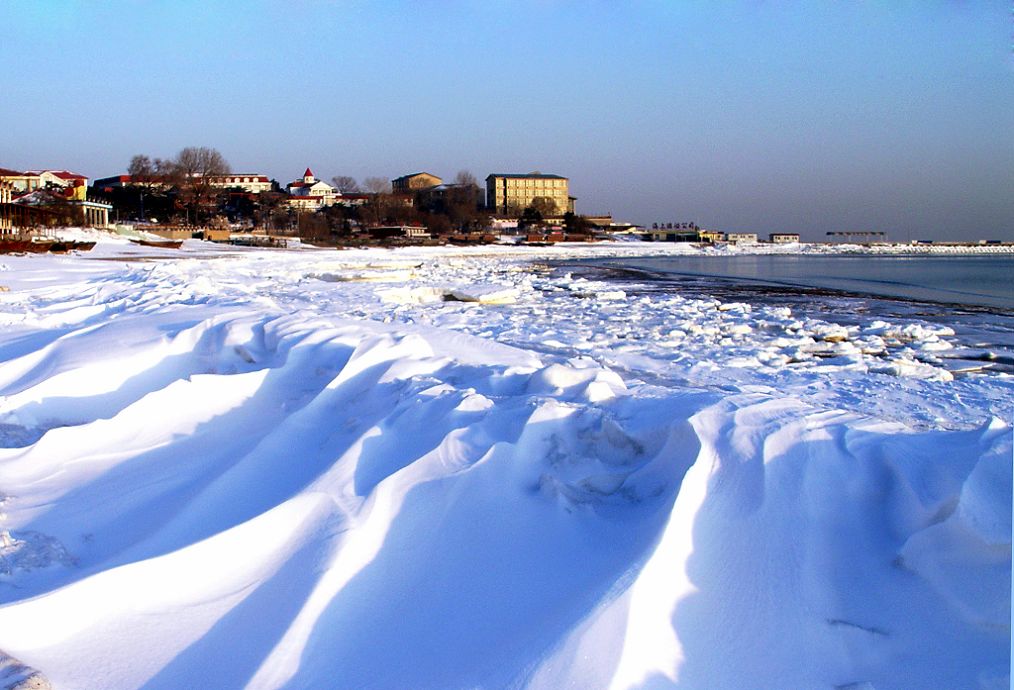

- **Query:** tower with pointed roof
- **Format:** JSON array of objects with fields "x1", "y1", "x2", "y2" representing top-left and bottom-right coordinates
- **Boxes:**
[{"x1": 286, "y1": 167, "x2": 338, "y2": 209}]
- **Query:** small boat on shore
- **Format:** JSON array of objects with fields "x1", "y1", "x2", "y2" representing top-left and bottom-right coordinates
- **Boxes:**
[
  {"x1": 0, "y1": 239, "x2": 54, "y2": 254},
  {"x1": 0, "y1": 240, "x2": 35, "y2": 254},
  {"x1": 0, "y1": 239, "x2": 96, "y2": 254},
  {"x1": 130, "y1": 238, "x2": 184, "y2": 249}
]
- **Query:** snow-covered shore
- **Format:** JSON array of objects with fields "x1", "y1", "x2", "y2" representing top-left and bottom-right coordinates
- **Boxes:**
[{"x1": 0, "y1": 234, "x2": 1010, "y2": 689}]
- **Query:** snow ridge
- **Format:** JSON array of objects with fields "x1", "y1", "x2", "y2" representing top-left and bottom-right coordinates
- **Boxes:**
[{"x1": 0, "y1": 237, "x2": 1007, "y2": 689}]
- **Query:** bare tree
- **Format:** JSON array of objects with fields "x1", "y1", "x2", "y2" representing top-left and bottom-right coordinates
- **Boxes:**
[
  {"x1": 127, "y1": 154, "x2": 171, "y2": 186},
  {"x1": 453, "y1": 170, "x2": 478, "y2": 187},
  {"x1": 530, "y1": 196, "x2": 558, "y2": 217},
  {"x1": 172, "y1": 146, "x2": 229, "y2": 182},
  {"x1": 126, "y1": 154, "x2": 176, "y2": 220},
  {"x1": 446, "y1": 171, "x2": 483, "y2": 232},
  {"x1": 363, "y1": 177, "x2": 391, "y2": 195},
  {"x1": 362, "y1": 177, "x2": 392, "y2": 226},
  {"x1": 128, "y1": 155, "x2": 153, "y2": 180},
  {"x1": 331, "y1": 175, "x2": 360, "y2": 193},
  {"x1": 519, "y1": 206, "x2": 544, "y2": 231},
  {"x1": 171, "y1": 147, "x2": 230, "y2": 224},
  {"x1": 254, "y1": 190, "x2": 286, "y2": 231}
]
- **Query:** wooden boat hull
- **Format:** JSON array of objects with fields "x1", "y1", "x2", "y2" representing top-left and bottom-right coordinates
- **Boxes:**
[{"x1": 130, "y1": 239, "x2": 184, "y2": 249}]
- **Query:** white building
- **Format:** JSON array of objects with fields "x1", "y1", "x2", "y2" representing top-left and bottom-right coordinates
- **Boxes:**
[
  {"x1": 286, "y1": 196, "x2": 320, "y2": 212},
  {"x1": 286, "y1": 168, "x2": 338, "y2": 209},
  {"x1": 22, "y1": 169, "x2": 89, "y2": 189},
  {"x1": 2, "y1": 168, "x2": 88, "y2": 194},
  {"x1": 209, "y1": 174, "x2": 272, "y2": 194},
  {"x1": 727, "y1": 233, "x2": 758, "y2": 244},
  {"x1": 769, "y1": 233, "x2": 801, "y2": 244}
]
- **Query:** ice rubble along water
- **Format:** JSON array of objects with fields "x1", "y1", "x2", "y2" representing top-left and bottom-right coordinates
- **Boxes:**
[{"x1": 0, "y1": 233, "x2": 1009, "y2": 690}]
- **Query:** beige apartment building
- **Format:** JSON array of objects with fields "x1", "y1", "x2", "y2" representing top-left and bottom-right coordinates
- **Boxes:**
[
  {"x1": 485, "y1": 173, "x2": 570, "y2": 217},
  {"x1": 392, "y1": 172, "x2": 442, "y2": 193}
]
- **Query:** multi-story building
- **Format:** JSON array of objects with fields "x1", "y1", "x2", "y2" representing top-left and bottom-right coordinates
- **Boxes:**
[
  {"x1": 391, "y1": 172, "x2": 442, "y2": 194},
  {"x1": 485, "y1": 173, "x2": 571, "y2": 217},
  {"x1": 94, "y1": 173, "x2": 270, "y2": 194},
  {"x1": 208, "y1": 174, "x2": 272, "y2": 194}
]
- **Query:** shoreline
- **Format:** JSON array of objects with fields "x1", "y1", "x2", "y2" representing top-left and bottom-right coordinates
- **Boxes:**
[
  {"x1": 557, "y1": 258, "x2": 1014, "y2": 316},
  {"x1": 556, "y1": 245, "x2": 1013, "y2": 308}
]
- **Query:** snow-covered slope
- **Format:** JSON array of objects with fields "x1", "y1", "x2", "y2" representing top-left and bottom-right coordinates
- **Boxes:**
[{"x1": 0, "y1": 236, "x2": 1009, "y2": 689}]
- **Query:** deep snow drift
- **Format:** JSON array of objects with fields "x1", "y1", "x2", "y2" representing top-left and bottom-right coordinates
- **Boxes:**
[{"x1": 0, "y1": 235, "x2": 1009, "y2": 690}]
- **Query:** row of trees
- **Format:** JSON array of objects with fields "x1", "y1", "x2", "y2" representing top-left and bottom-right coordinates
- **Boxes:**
[{"x1": 124, "y1": 147, "x2": 230, "y2": 224}]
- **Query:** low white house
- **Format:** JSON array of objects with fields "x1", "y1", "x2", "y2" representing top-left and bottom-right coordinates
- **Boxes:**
[
  {"x1": 286, "y1": 196, "x2": 320, "y2": 211},
  {"x1": 727, "y1": 233, "x2": 758, "y2": 244},
  {"x1": 770, "y1": 233, "x2": 800, "y2": 244}
]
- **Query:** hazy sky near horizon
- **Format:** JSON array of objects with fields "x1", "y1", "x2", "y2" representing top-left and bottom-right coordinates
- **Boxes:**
[{"x1": 3, "y1": 1, "x2": 1012, "y2": 240}]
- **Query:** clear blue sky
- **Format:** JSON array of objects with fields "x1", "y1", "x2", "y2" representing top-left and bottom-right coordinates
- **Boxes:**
[{"x1": 3, "y1": 1, "x2": 1012, "y2": 240}]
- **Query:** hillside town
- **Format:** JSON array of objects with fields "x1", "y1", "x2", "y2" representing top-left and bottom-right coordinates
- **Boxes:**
[{"x1": 0, "y1": 148, "x2": 813, "y2": 249}]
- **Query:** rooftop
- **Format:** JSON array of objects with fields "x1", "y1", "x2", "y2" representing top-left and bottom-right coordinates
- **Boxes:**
[
  {"x1": 486, "y1": 173, "x2": 567, "y2": 180},
  {"x1": 24, "y1": 170, "x2": 88, "y2": 180},
  {"x1": 394, "y1": 172, "x2": 441, "y2": 180}
]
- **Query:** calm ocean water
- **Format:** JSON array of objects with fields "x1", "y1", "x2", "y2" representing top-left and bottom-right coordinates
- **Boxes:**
[{"x1": 595, "y1": 254, "x2": 1014, "y2": 311}]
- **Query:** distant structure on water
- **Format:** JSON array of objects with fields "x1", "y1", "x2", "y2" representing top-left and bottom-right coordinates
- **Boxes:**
[{"x1": 826, "y1": 231, "x2": 887, "y2": 243}]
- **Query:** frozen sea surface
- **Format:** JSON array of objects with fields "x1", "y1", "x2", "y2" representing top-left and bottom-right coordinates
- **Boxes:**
[{"x1": 562, "y1": 254, "x2": 1014, "y2": 377}]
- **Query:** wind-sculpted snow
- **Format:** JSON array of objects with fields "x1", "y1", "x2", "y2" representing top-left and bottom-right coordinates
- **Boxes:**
[{"x1": 0, "y1": 236, "x2": 1009, "y2": 689}]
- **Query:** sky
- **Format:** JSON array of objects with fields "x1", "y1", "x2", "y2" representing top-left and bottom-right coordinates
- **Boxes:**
[{"x1": 2, "y1": 1, "x2": 1012, "y2": 241}]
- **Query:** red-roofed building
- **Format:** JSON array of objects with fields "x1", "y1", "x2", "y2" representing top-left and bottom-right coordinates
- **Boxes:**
[
  {"x1": 0, "y1": 168, "x2": 42, "y2": 193},
  {"x1": 93, "y1": 175, "x2": 135, "y2": 191},
  {"x1": 94, "y1": 172, "x2": 271, "y2": 194},
  {"x1": 23, "y1": 170, "x2": 89, "y2": 191},
  {"x1": 285, "y1": 167, "x2": 338, "y2": 209}
]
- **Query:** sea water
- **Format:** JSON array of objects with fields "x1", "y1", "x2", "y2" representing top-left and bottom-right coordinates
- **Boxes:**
[
  {"x1": 598, "y1": 254, "x2": 1014, "y2": 310},
  {"x1": 565, "y1": 252, "x2": 1014, "y2": 362}
]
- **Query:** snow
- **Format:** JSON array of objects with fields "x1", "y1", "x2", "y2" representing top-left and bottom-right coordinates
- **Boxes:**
[{"x1": 0, "y1": 232, "x2": 1009, "y2": 689}]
